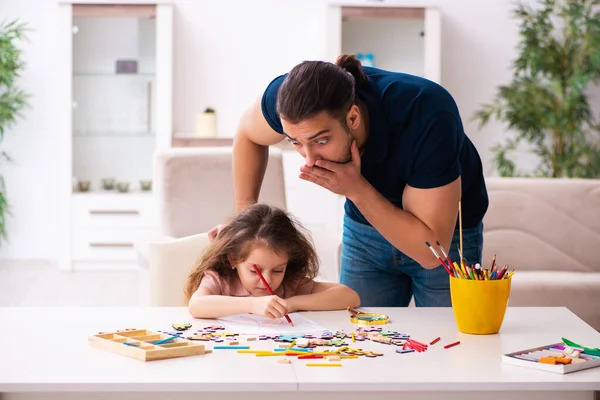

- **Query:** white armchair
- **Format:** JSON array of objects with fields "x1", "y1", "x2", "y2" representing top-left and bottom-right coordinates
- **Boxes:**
[
  {"x1": 134, "y1": 146, "x2": 289, "y2": 268},
  {"x1": 145, "y1": 146, "x2": 342, "y2": 306},
  {"x1": 148, "y1": 232, "x2": 210, "y2": 306},
  {"x1": 153, "y1": 146, "x2": 287, "y2": 238}
]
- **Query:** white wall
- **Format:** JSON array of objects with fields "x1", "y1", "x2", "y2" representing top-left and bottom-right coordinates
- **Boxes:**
[
  {"x1": 0, "y1": 0, "x2": 64, "y2": 259},
  {"x1": 171, "y1": 0, "x2": 330, "y2": 136},
  {"x1": 1, "y1": 0, "x2": 598, "y2": 260}
]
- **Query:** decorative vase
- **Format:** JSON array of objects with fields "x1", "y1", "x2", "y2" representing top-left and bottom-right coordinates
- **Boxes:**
[
  {"x1": 195, "y1": 107, "x2": 217, "y2": 138},
  {"x1": 101, "y1": 178, "x2": 115, "y2": 190},
  {"x1": 77, "y1": 180, "x2": 91, "y2": 192},
  {"x1": 140, "y1": 180, "x2": 152, "y2": 191},
  {"x1": 117, "y1": 182, "x2": 130, "y2": 193}
]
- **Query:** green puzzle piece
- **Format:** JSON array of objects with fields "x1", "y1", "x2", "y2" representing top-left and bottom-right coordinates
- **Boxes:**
[{"x1": 562, "y1": 337, "x2": 600, "y2": 357}]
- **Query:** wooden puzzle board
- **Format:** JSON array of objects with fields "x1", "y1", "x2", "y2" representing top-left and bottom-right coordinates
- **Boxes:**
[{"x1": 88, "y1": 329, "x2": 210, "y2": 361}]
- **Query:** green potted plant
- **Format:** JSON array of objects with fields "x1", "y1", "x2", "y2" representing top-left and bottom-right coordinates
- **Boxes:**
[
  {"x1": 474, "y1": 0, "x2": 600, "y2": 178},
  {"x1": 0, "y1": 19, "x2": 31, "y2": 243}
]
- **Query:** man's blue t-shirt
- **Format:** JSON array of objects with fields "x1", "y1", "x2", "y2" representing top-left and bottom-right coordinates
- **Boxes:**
[{"x1": 261, "y1": 66, "x2": 488, "y2": 229}]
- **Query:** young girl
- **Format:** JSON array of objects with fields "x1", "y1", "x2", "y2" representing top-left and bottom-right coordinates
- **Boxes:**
[{"x1": 185, "y1": 204, "x2": 360, "y2": 319}]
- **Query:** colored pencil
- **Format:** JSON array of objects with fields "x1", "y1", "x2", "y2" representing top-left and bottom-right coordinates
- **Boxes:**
[
  {"x1": 252, "y1": 264, "x2": 293, "y2": 326},
  {"x1": 444, "y1": 341, "x2": 461, "y2": 349},
  {"x1": 152, "y1": 335, "x2": 178, "y2": 345}
]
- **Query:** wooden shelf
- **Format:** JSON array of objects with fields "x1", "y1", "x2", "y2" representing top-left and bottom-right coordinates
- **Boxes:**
[
  {"x1": 172, "y1": 137, "x2": 294, "y2": 150},
  {"x1": 342, "y1": 7, "x2": 425, "y2": 21},
  {"x1": 73, "y1": 4, "x2": 156, "y2": 18},
  {"x1": 172, "y1": 137, "x2": 233, "y2": 147}
]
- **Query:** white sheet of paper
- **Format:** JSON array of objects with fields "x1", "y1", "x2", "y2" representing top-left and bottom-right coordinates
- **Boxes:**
[{"x1": 217, "y1": 313, "x2": 327, "y2": 335}]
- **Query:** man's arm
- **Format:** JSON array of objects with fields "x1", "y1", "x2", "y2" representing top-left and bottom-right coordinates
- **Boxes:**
[
  {"x1": 349, "y1": 177, "x2": 460, "y2": 269},
  {"x1": 232, "y1": 97, "x2": 284, "y2": 213},
  {"x1": 301, "y1": 137, "x2": 461, "y2": 269}
]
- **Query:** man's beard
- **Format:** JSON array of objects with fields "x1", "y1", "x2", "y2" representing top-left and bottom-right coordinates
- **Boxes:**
[
  {"x1": 338, "y1": 122, "x2": 354, "y2": 164},
  {"x1": 339, "y1": 141, "x2": 352, "y2": 164}
]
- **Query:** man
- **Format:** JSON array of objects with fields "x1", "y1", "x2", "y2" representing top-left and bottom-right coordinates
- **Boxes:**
[{"x1": 215, "y1": 54, "x2": 488, "y2": 307}]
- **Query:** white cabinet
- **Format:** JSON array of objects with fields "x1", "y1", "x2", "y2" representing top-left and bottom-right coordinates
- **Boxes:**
[
  {"x1": 71, "y1": 193, "x2": 157, "y2": 230},
  {"x1": 71, "y1": 193, "x2": 157, "y2": 266},
  {"x1": 327, "y1": 2, "x2": 442, "y2": 84},
  {"x1": 57, "y1": 3, "x2": 173, "y2": 271}
]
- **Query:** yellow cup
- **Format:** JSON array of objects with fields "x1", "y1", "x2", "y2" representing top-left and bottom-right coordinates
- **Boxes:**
[{"x1": 449, "y1": 276, "x2": 511, "y2": 335}]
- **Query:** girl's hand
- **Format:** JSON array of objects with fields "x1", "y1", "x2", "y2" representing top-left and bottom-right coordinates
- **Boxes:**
[
  {"x1": 208, "y1": 224, "x2": 225, "y2": 242},
  {"x1": 250, "y1": 295, "x2": 288, "y2": 319}
]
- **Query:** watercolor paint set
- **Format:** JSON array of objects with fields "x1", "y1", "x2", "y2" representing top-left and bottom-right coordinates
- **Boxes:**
[{"x1": 502, "y1": 342, "x2": 600, "y2": 374}]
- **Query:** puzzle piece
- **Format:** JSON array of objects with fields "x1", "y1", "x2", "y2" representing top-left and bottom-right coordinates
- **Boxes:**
[
  {"x1": 172, "y1": 323, "x2": 192, "y2": 331},
  {"x1": 277, "y1": 334, "x2": 302, "y2": 342},
  {"x1": 187, "y1": 334, "x2": 213, "y2": 341},
  {"x1": 371, "y1": 336, "x2": 393, "y2": 344},
  {"x1": 204, "y1": 325, "x2": 225, "y2": 331},
  {"x1": 392, "y1": 334, "x2": 410, "y2": 340},
  {"x1": 359, "y1": 326, "x2": 382, "y2": 332},
  {"x1": 159, "y1": 330, "x2": 184, "y2": 336},
  {"x1": 364, "y1": 351, "x2": 384, "y2": 358},
  {"x1": 343, "y1": 347, "x2": 363, "y2": 355}
]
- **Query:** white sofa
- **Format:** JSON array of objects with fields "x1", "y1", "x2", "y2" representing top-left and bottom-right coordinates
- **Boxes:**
[{"x1": 483, "y1": 177, "x2": 600, "y2": 331}]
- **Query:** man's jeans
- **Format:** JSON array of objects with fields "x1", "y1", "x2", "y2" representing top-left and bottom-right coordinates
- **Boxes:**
[{"x1": 340, "y1": 214, "x2": 483, "y2": 307}]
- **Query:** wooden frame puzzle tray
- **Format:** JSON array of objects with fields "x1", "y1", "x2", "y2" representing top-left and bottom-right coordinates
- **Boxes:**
[
  {"x1": 88, "y1": 329, "x2": 210, "y2": 361},
  {"x1": 502, "y1": 342, "x2": 600, "y2": 374}
]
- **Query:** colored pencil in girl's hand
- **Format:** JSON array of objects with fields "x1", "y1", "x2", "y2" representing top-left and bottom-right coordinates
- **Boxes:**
[{"x1": 252, "y1": 264, "x2": 294, "y2": 326}]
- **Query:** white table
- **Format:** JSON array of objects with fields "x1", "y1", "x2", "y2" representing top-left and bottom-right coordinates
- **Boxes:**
[{"x1": 0, "y1": 307, "x2": 599, "y2": 400}]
